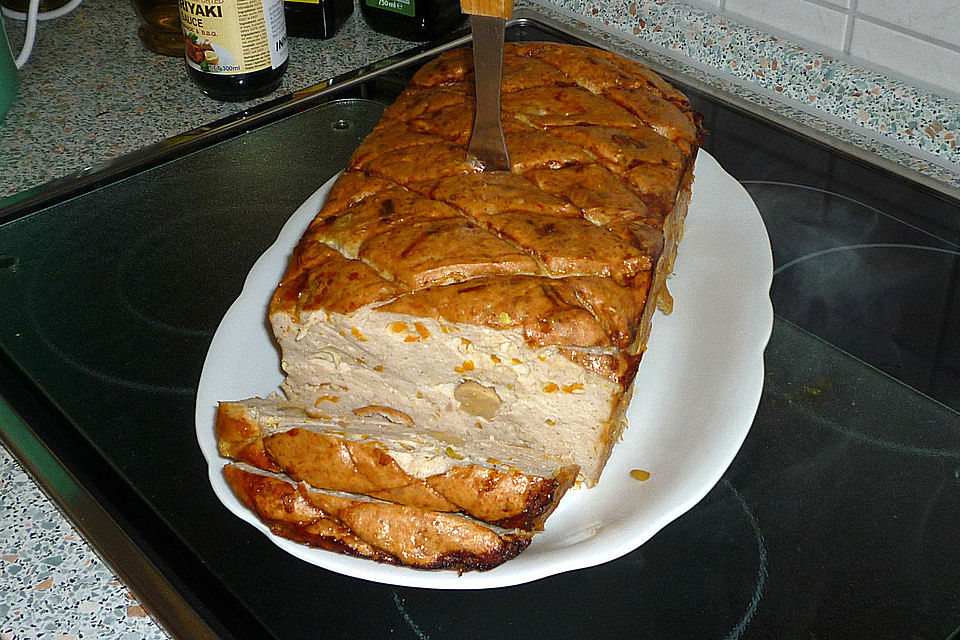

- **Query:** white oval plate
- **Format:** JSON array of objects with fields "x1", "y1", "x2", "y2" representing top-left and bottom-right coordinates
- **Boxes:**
[{"x1": 195, "y1": 150, "x2": 774, "y2": 589}]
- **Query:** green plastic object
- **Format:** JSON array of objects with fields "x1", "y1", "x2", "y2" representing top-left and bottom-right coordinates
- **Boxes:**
[{"x1": 0, "y1": 16, "x2": 18, "y2": 120}]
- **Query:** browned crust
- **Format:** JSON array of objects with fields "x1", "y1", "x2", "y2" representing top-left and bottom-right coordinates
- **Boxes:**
[
  {"x1": 428, "y1": 464, "x2": 578, "y2": 530},
  {"x1": 269, "y1": 43, "x2": 703, "y2": 384},
  {"x1": 217, "y1": 401, "x2": 579, "y2": 531},
  {"x1": 262, "y1": 427, "x2": 459, "y2": 512},
  {"x1": 631, "y1": 161, "x2": 697, "y2": 356},
  {"x1": 223, "y1": 464, "x2": 532, "y2": 571},
  {"x1": 216, "y1": 406, "x2": 283, "y2": 472},
  {"x1": 224, "y1": 463, "x2": 396, "y2": 563},
  {"x1": 557, "y1": 349, "x2": 641, "y2": 389}
]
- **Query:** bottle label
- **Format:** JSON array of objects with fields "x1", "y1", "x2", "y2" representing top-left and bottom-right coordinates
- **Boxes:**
[
  {"x1": 180, "y1": 0, "x2": 288, "y2": 75},
  {"x1": 364, "y1": 0, "x2": 414, "y2": 17}
]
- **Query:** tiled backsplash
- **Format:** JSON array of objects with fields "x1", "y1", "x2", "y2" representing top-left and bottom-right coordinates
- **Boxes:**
[{"x1": 685, "y1": 0, "x2": 960, "y2": 98}]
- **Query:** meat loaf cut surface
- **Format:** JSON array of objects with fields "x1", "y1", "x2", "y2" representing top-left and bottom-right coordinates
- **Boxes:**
[{"x1": 270, "y1": 42, "x2": 702, "y2": 487}]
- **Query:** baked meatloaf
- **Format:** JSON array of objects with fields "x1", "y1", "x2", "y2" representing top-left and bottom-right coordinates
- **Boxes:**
[{"x1": 221, "y1": 42, "x2": 702, "y2": 570}]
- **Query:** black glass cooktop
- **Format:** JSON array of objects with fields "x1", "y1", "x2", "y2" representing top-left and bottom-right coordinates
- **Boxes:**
[{"x1": 1, "y1": 17, "x2": 958, "y2": 640}]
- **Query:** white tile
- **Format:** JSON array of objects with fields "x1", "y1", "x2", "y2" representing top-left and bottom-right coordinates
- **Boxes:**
[
  {"x1": 849, "y1": 18, "x2": 960, "y2": 96},
  {"x1": 857, "y1": 0, "x2": 960, "y2": 48},
  {"x1": 724, "y1": 0, "x2": 849, "y2": 50}
]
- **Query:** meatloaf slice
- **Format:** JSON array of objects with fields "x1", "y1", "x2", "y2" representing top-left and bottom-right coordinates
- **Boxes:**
[
  {"x1": 224, "y1": 464, "x2": 532, "y2": 571},
  {"x1": 217, "y1": 396, "x2": 579, "y2": 531}
]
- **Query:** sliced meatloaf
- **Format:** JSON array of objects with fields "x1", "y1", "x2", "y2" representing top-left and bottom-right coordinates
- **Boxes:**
[
  {"x1": 224, "y1": 464, "x2": 532, "y2": 571},
  {"x1": 217, "y1": 396, "x2": 578, "y2": 531}
]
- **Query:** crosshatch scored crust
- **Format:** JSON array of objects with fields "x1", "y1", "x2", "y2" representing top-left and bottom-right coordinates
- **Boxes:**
[{"x1": 221, "y1": 42, "x2": 703, "y2": 572}]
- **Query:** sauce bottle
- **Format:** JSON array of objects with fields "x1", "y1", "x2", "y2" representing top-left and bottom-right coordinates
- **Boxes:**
[
  {"x1": 283, "y1": 0, "x2": 353, "y2": 39},
  {"x1": 360, "y1": 0, "x2": 465, "y2": 42},
  {"x1": 179, "y1": 0, "x2": 289, "y2": 102}
]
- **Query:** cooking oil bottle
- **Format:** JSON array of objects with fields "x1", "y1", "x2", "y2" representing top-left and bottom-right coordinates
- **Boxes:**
[
  {"x1": 132, "y1": 0, "x2": 183, "y2": 56},
  {"x1": 179, "y1": 0, "x2": 288, "y2": 102}
]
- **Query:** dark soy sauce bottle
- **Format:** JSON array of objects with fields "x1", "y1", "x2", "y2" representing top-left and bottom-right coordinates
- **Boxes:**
[
  {"x1": 360, "y1": 0, "x2": 466, "y2": 41},
  {"x1": 185, "y1": 61, "x2": 289, "y2": 102},
  {"x1": 180, "y1": 0, "x2": 289, "y2": 102}
]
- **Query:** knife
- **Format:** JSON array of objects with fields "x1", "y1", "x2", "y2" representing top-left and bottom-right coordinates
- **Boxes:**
[{"x1": 461, "y1": 0, "x2": 513, "y2": 172}]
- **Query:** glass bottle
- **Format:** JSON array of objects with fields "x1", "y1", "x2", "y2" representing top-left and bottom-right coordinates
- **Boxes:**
[
  {"x1": 131, "y1": 0, "x2": 183, "y2": 56},
  {"x1": 283, "y1": 0, "x2": 353, "y2": 39},
  {"x1": 360, "y1": 0, "x2": 465, "y2": 42},
  {"x1": 179, "y1": 0, "x2": 289, "y2": 102}
]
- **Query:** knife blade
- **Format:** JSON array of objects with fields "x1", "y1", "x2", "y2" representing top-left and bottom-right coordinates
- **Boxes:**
[{"x1": 461, "y1": 0, "x2": 513, "y2": 172}]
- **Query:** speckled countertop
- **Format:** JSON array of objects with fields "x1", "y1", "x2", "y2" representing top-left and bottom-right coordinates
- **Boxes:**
[
  {"x1": 0, "y1": 0, "x2": 414, "y2": 201},
  {"x1": 2, "y1": 0, "x2": 959, "y2": 637},
  {"x1": 0, "y1": 442, "x2": 166, "y2": 639}
]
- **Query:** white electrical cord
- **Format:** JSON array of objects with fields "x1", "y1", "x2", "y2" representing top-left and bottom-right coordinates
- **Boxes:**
[{"x1": 2, "y1": 0, "x2": 83, "y2": 68}]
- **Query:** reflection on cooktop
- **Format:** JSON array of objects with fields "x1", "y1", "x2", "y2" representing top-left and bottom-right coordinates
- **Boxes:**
[
  {"x1": 737, "y1": 321, "x2": 960, "y2": 639},
  {"x1": 21, "y1": 218, "x2": 217, "y2": 396},
  {"x1": 117, "y1": 218, "x2": 227, "y2": 340},
  {"x1": 389, "y1": 478, "x2": 768, "y2": 640},
  {"x1": 744, "y1": 180, "x2": 960, "y2": 412}
]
